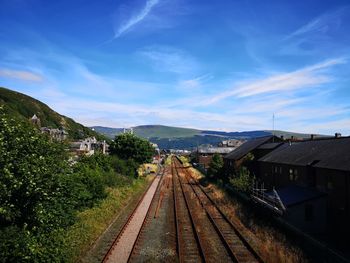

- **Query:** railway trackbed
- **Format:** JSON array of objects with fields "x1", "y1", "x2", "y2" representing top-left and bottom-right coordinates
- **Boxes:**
[
  {"x1": 101, "y1": 158, "x2": 264, "y2": 263},
  {"x1": 173, "y1": 157, "x2": 264, "y2": 263}
]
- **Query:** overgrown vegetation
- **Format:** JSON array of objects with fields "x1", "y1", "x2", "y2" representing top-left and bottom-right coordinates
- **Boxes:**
[
  {"x1": 207, "y1": 153, "x2": 224, "y2": 179},
  {"x1": 0, "y1": 108, "x2": 152, "y2": 262},
  {"x1": 229, "y1": 166, "x2": 254, "y2": 193}
]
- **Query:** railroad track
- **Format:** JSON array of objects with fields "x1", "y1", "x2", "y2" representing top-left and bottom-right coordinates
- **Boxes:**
[
  {"x1": 172, "y1": 160, "x2": 204, "y2": 263},
  {"x1": 102, "y1": 168, "x2": 163, "y2": 263},
  {"x1": 173, "y1": 157, "x2": 264, "y2": 263}
]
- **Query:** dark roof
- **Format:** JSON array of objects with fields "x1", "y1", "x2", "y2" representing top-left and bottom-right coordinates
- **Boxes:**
[
  {"x1": 257, "y1": 142, "x2": 283, "y2": 150},
  {"x1": 268, "y1": 185, "x2": 327, "y2": 207},
  {"x1": 259, "y1": 137, "x2": 350, "y2": 172},
  {"x1": 224, "y1": 136, "x2": 275, "y2": 160}
]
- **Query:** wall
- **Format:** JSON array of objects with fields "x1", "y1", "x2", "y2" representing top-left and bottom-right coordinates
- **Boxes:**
[
  {"x1": 259, "y1": 162, "x2": 308, "y2": 189},
  {"x1": 285, "y1": 197, "x2": 327, "y2": 234},
  {"x1": 315, "y1": 168, "x2": 350, "y2": 239},
  {"x1": 197, "y1": 154, "x2": 213, "y2": 169}
]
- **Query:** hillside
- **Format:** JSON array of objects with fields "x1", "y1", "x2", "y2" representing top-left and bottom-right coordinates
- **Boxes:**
[
  {"x1": 91, "y1": 125, "x2": 201, "y2": 139},
  {"x1": 134, "y1": 125, "x2": 200, "y2": 138},
  {"x1": 92, "y1": 125, "x2": 323, "y2": 149},
  {"x1": 0, "y1": 87, "x2": 102, "y2": 140}
]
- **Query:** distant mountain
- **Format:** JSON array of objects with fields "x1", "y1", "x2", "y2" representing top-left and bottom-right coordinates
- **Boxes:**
[
  {"x1": 0, "y1": 87, "x2": 103, "y2": 140},
  {"x1": 201, "y1": 130, "x2": 271, "y2": 138},
  {"x1": 92, "y1": 125, "x2": 324, "y2": 150},
  {"x1": 91, "y1": 125, "x2": 200, "y2": 139}
]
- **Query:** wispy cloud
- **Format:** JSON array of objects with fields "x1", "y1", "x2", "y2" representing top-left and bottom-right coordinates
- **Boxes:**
[
  {"x1": 0, "y1": 68, "x2": 43, "y2": 82},
  {"x1": 199, "y1": 58, "x2": 346, "y2": 105},
  {"x1": 139, "y1": 45, "x2": 200, "y2": 74},
  {"x1": 285, "y1": 6, "x2": 349, "y2": 40},
  {"x1": 178, "y1": 74, "x2": 212, "y2": 89},
  {"x1": 113, "y1": 0, "x2": 160, "y2": 39}
]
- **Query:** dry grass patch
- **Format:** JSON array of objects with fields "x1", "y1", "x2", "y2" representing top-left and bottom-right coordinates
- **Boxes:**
[{"x1": 205, "y1": 183, "x2": 308, "y2": 262}]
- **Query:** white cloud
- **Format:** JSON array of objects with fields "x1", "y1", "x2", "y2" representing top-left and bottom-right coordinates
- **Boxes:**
[
  {"x1": 113, "y1": 0, "x2": 160, "y2": 39},
  {"x1": 198, "y1": 57, "x2": 345, "y2": 105},
  {"x1": 0, "y1": 68, "x2": 43, "y2": 82},
  {"x1": 178, "y1": 74, "x2": 212, "y2": 89}
]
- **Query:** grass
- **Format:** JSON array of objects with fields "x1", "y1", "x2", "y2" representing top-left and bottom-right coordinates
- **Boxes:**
[
  {"x1": 137, "y1": 163, "x2": 158, "y2": 176},
  {"x1": 63, "y1": 176, "x2": 152, "y2": 262},
  {"x1": 208, "y1": 186, "x2": 307, "y2": 262},
  {"x1": 164, "y1": 155, "x2": 172, "y2": 166},
  {"x1": 179, "y1": 156, "x2": 190, "y2": 167}
]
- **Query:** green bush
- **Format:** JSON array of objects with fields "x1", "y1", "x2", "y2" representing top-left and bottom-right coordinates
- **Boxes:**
[
  {"x1": 207, "y1": 153, "x2": 224, "y2": 179},
  {"x1": 229, "y1": 166, "x2": 254, "y2": 193}
]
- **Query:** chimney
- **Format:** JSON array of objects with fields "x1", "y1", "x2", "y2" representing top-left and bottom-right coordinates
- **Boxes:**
[
  {"x1": 310, "y1": 134, "x2": 315, "y2": 140},
  {"x1": 335, "y1": 133, "x2": 342, "y2": 138}
]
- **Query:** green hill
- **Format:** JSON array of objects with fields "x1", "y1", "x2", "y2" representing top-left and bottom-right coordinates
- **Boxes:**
[
  {"x1": 0, "y1": 87, "x2": 102, "y2": 140},
  {"x1": 92, "y1": 125, "x2": 327, "y2": 149},
  {"x1": 265, "y1": 130, "x2": 327, "y2": 139},
  {"x1": 133, "y1": 125, "x2": 200, "y2": 138}
]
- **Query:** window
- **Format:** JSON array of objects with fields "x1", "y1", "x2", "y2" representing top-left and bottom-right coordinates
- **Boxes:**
[
  {"x1": 289, "y1": 168, "x2": 298, "y2": 181},
  {"x1": 274, "y1": 166, "x2": 278, "y2": 173},
  {"x1": 279, "y1": 167, "x2": 282, "y2": 174},
  {"x1": 289, "y1": 169, "x2": 294, "y2": 181},
  {"x1": 305, "y1": 204, "x2": 314, "y2": 221},
  {"x1": 327, "y1": 176, "x2": 333, "y2": 191}
]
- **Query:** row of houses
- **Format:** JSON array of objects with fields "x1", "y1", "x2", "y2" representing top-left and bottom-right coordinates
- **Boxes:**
[{"x1": 193, "y1": 134, "x2": 350, "y2": 247}]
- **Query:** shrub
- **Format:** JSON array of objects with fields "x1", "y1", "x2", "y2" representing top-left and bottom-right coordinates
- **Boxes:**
[
  {"x1": 229, "y1": 166, "x2": 254, "y2": 193},
  {"x1": 207, "y1": 153, "x2": 224, "y2": 179}
]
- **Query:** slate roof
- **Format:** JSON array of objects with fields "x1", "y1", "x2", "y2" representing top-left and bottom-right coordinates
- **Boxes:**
[
  {"x1": 268, "y1": 185, "x2": 327, "y2": 207},
  {"x1": 257, "y1": 142, "x2": 283, "y2": 150},
  {"x1": 224, "y1": 136, "x2": 274, "y2": 160},
  {"x1": 259, "y1": 137, "x2": 350, "y2": 172}
]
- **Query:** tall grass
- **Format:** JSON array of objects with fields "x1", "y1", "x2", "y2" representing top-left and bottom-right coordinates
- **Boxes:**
[{"x1": 191, "y1": 167, "x2": 308, "y2": 262}]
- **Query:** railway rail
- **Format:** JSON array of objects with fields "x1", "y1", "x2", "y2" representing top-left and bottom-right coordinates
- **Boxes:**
[
  {"x1": 102, "y1": 168, "x2": 163, "y2": 263},
  {"x1": 173, "y1": 156, "x2": 264, "y2": 263},
  {"x1": 172, "y1": 160, "x2": 204, "y2": 263}
]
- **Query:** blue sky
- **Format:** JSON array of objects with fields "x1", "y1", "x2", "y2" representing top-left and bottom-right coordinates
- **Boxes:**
[{"x1": 0, "y1": 0, "x2": 350, "y2": 134}]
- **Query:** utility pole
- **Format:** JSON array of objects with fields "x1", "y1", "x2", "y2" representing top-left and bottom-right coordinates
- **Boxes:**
[{"x1": 272, "y1": 113, "x2": 275, "y2": 143}]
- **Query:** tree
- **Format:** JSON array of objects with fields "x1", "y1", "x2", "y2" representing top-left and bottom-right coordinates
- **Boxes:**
[
  {"x1": 207, "y1": 153, "x2": 224, "y2": 179},
  {"x1": 109, "y1": 133, "x2": 154, "y2": 164},
  {"x1": 0, "y1": 107, "x2": 69, "y2": 229}
]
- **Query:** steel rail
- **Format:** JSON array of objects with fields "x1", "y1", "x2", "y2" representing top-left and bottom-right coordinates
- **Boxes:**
[
  {"x1": 181, "y1": 161, "x2": 265, "y2": 263},
  {"x1": 171, "y1": 161, "x2": 182, "y2": 262},
  {"x1": 172, "y1": 157, "x2": 206, "y2": 263}
]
